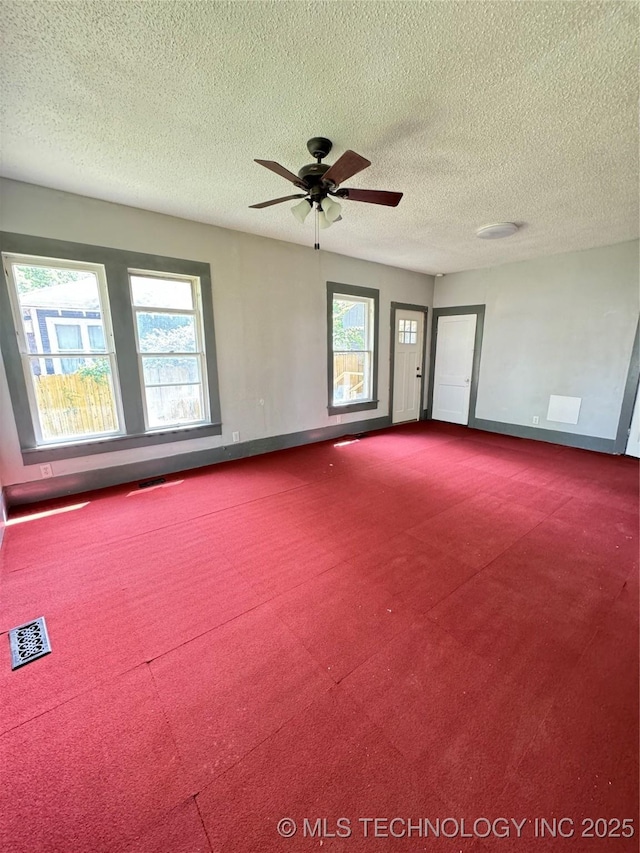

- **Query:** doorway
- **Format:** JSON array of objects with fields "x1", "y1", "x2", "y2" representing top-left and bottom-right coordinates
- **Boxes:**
[
  {"x1": 625, "y1": 384, "x2": 640, "y2": 458},
  {"x1": 427, "y1": 305, "x2": 485, "y2": 426},
  {"x1": 390, "y1": 302, "x2": 428, "y2": 424},
  {"x1": 616, "y1": 320, "x2": 640, "y2": 457}
]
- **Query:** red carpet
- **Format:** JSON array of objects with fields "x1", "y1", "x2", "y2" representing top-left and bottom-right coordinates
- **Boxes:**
[
  {"x1": 0, "y1": 666, "x2": 191, "y2": 852},
  {"x1": 0, "y1": 421, "x2": 637, "y2": 852},
  {"x1": 149, "y1": 606, "x2": 333, "y2": 790}
]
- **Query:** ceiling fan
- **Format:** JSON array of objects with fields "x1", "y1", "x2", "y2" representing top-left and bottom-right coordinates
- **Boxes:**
[{"x1": 250, "y1": 137, "x2": 403, "y2": 248}]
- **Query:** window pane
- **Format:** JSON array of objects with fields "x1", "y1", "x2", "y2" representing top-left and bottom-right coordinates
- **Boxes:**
[
  {"x1": 132, "y1": 274, "x2": 207, "y2": 430},
  {"x1": 130, "y1": 276, "x2": 193, "y2": 310},
  {"x1": 136, "y1": 313, "x2": 197, "y2": 352},
  {"x1": 13, "y1": 264, "x2": 100, "y2": 309},
  {"x1": 88, "y1": 325, "x2": 106, "y2": 351},
  {"x1": 145, "y1": 384, "x2": 203, "y2": 428},
  {"x1": 12, "y1": 264, "x2": 108, "y2": 357},
  {"x1": 333, "y1": 352, "x2": 370, "y2": 403},
  {"x1": 29, "y1": 356, "x2": 119, "y2": 440},
  {"x1": 332, "y1": 298, "x2": 367, "y2": 351},
  {"x1": 142, "y1": 356, "x2": 200, "y2": 385},
  {"x1": 55, "y1": 324, "x2": 82, "y2": 351}
]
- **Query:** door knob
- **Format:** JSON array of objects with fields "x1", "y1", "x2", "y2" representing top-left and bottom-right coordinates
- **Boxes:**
[
  {"x1": 416, "y1": 373, "x2": 422, "y2": 379},
  {"x1": 465, "y1": 378, "x2": 470, "y2": 384}
]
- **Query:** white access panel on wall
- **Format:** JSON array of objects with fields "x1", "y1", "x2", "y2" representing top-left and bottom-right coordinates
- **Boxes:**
[
  {"x1": 431, "y1": 313, "x2": 477, "y2": 425},
  {"x1": 547, "y1": 395, "x2": 581, "y2": 424}
]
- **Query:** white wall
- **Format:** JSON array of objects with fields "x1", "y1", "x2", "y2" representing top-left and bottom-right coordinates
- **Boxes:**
[
  {"x1": 0, "y1": 179, "x2": 434, "y2": 489},
  {"x1": 434, "y1": 241, "x2": 639, "y2": 438}
]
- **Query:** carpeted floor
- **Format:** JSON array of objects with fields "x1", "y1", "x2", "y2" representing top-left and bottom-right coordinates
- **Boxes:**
[{"x1": 0, "y1": 422, "x2": 637, "y2": 852}]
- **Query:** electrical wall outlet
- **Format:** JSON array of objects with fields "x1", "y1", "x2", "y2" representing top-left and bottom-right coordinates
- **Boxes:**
[
  {"x1": 40, "y1": 463, "x2": 53, "y2": 478},
  {"x1": 232, "y1": 431, "x2": 240, "y2": 443},
  {"x1": 532, "y1": 416, "x2": 540, "y2": 425}
]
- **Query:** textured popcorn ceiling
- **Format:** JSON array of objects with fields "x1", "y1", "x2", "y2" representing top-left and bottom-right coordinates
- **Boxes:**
[{"x1": 1, "y1": 1, "x2": 638, "y2": 274}]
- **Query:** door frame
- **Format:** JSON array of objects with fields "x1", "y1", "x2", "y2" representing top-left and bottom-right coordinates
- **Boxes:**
[
  {"x1": 615, "y1": 317, "x2": 640, "y2": 454},
  {"x1": 389, "y1": 302, "x2": 429, "y2": 423},
  {"x1": 426, "y1": 305, "x2": 485, "y2": 425}
]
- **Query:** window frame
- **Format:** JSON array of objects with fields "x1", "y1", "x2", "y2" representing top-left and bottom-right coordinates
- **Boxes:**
[
  {"x1": 0, "y1": 232, "x2": 222, "y2": 464},
  {"x1": 3, "y1": 253, "x2": 125, "y2": 445},
  {"x1": 129, "y1": 269, "x2": 210, "y2": 431},
  {"x1": 326, "y1": 281, "x2": 379, "y2": 416}
]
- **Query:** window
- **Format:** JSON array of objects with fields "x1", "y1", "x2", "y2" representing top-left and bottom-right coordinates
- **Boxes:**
[
  {"x1": 0, "y1": 232, "x2": 221, "y2": 462},
  {"x1": 327, "y1": 281, "x2": 379, "y2": 415},
  {"x1": 88, "y1": 325, "x2": 105, "y2": 352},
  {"x1": 45, "y1": 317, "x2": 108, "y2": 372},
  {"x1": 130, "y1": 272, "x2": 208, "y2": 429},
  {"x1": 52, "y1": 322, "x2": 83, "y2": 374},
  {"x1": 4, "y1": 257, "x2": 122, "y2": 442},
  {"x1": 54, "y1": 322, "x2": 82, "y2": 351},
  {"x1": 398, "y1": 318, "x2": 418, "y2": 345}
]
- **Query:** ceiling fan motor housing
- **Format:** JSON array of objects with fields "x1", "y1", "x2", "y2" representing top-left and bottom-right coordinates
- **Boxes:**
[
  {"x1": 298, "y1": 161, "x2": 334, "y2": 201},
  {"x1": 298, "y1": 161, "x2": 330, "y2": 182}
]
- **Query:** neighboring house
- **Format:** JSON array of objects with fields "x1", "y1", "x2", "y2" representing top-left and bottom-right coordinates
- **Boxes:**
[{"x1": 20, "y1": 279, "x2": 105, "y2": 375}]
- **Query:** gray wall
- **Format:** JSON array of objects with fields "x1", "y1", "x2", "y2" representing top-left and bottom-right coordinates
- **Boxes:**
[
  {"x1": 434, "y1": 240, "x2": 639, "y2": 439},
  {"x1": 0, "y1": 178, "x2": 434, "y2": 492}
]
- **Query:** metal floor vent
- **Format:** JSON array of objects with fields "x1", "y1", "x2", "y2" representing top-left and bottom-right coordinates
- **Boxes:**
[{"x1": 9, "y1": 617, "x2": 52, "y2": 670}]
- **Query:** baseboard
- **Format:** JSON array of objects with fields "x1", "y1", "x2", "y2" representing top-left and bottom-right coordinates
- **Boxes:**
[
  {"x1": 420, "y1": 411, "x2": 617, "y2": 453},
  {"x1": 5, "y1": 416, "x2": 392, "y2": 508},
  {"x1": 0, "y1": 486, "x2": 6, "y2": 547},
  {"x1": 471, "y1": 418, "x2": 616, "y2": 453}
]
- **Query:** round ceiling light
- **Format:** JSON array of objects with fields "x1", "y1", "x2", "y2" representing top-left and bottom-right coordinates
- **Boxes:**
[{"x1": 476, "y1": 222, "x2": 519, "y2": 240}]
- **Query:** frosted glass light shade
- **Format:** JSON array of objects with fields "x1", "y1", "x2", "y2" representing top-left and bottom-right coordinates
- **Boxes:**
[
  {"x1": 291, "y1": 199, "x2": 312, "y2": 223},
  {"x1": 476, "y1": 222, "x2": 519, "y2": 239},
  {"x1": 318, "y1": 211, "x2": 332, "y2": 229},
  {"x1": 321, "y1": 196, "x2": 342, "y2": 223}
]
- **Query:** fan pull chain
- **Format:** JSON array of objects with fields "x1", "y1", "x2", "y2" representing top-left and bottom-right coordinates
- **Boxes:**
[{"x1": 314, "y1": 204, "x2": 320, "y2": 250}]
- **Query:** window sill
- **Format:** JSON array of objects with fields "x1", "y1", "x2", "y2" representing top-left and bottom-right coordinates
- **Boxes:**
[
  {"x1": 328, "y1": 400, "x2": 379, "y2": 416},
  {"x1": 21, "y1": 422, "x2": 223, "y2": 465}
]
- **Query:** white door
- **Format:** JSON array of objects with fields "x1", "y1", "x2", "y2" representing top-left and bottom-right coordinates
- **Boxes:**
[
  {"x1": 392, "y1": 309, "x2": 425, "y2": 423},
  {"x1": 626, "y1": 385, "x2": 640, "y2": 457},
  {"x1": 432, "y1": 313, "x2": 477, "y2": 425}
]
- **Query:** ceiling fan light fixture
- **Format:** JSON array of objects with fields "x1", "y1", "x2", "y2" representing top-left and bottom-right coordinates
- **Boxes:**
[
  {"x1": 253, "y1": 139, "x2": 402, "y2": 248},
  {"x1": 321, "y1": 196, "x2": 342, "y2": 223},
  {"x1": 291, "y1": 198, "x2": 312, "y2": 224},
  {"x1": 476, "y1": 222, "x2": 519, "y2": 240}
]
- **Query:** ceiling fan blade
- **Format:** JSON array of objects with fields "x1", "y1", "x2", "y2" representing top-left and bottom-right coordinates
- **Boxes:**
[
  {"x1": 338, "y1": 189, "x2": 403, "y2": 207},
  {"x1": 322, "y1": 150, "x2": 371, "y2": 187},
  {"x1": 249, "y1": 194, "x2": 307, "y2": 209},
  {"x1": 255, "y1": 159, "x2": 307, "y2": 188}
]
